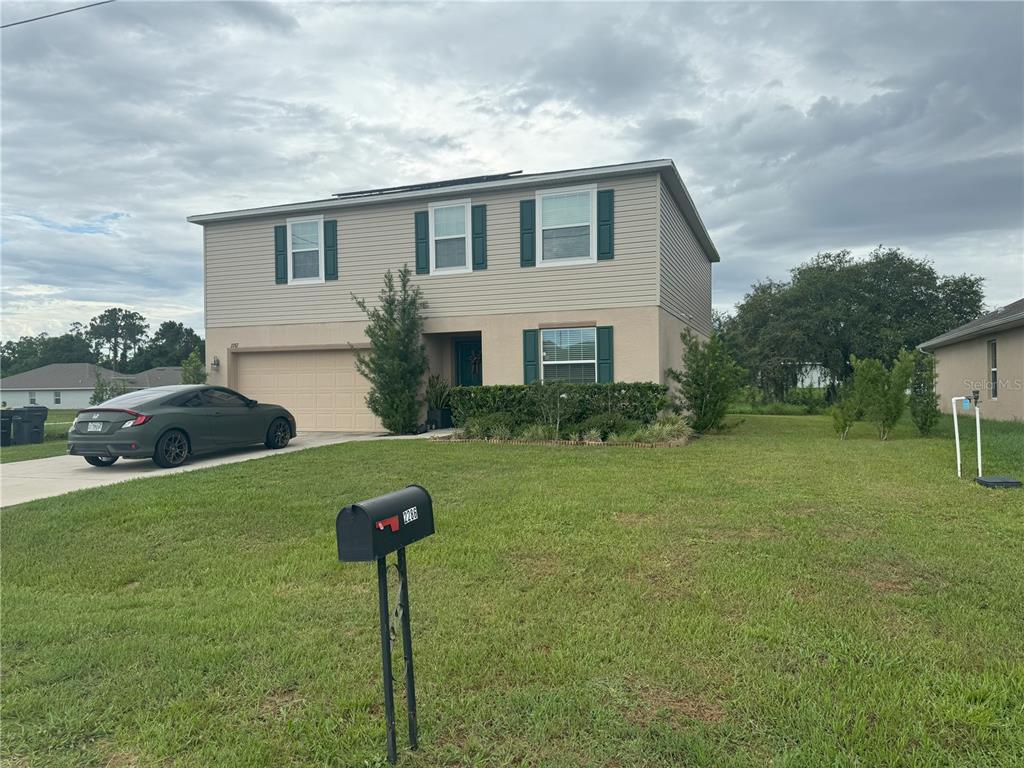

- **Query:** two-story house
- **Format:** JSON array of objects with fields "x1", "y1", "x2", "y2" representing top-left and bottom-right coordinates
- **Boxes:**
[{"x1": 188, "y1": 159, "x2": 719, "y2": 432}]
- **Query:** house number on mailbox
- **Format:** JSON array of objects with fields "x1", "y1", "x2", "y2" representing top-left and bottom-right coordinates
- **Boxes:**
[{"x1": 402, "y1": 506, "x2": 418, "y2": 524}]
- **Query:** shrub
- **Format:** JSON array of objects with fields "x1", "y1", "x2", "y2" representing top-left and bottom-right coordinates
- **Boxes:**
[
  {"x1": 450, "y1": 382, "x2": 668, "y2": 427},
  {"x1": 849, "y1": 352, "x2": 913, "y2": 440},
  {"x1": 667, "y1": 331, "x2": 746, "y2": 433},
  {"x1": 569, "y1": 413, "x2": 641, "y2": 441},
  {"x1": 352, "y1": 265, "x2": 429, "y2": 434},
  {"x1": 784, "y1": 388, "x2": 827, "y2": 414},
  {"x1": 520, "y1": 423, "x2": 557, "y2": 441},
  {"x1": 583, "y1": 428, "x2": 603, "y2": 443},
  {"x1": 462, "y1": 412, "x2": 523, "y2": 439},
  {"x1": 425, "y1": 374, "x2": 452, "y2": 411},
  {"x1": 490, "y1": 423, "x2": 513, "y2": 441},
  {"x1": 909, "y1": 350, "x2": 940, "y2": 436},
  {"x1": 631, "y1": 414, "x2": 693, "y2": 443}
]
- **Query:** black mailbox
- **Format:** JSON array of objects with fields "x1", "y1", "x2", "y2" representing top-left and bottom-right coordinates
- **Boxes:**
[
  {"x1": 335, "y1": 485, "x2": 434, "y2": 763},
  {"x1": 336, "y1": 484, "x2": 434, "y2": 562}
]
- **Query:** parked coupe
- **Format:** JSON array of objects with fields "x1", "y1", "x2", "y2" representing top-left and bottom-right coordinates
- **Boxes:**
[{"x1": 68, "y1": 385, "x2": 296, "y2": 468}]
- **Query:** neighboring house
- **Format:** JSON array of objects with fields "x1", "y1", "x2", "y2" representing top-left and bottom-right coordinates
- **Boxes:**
[
  {"x1": 0, "y1": 363, "x2": 182, "y2": 410},
  {"x1": 920, "y1": 297, "x2": 1023, "y2": 421},
  {"x1": 188, "y1": 159, "x2": 718, "y2": 432}
]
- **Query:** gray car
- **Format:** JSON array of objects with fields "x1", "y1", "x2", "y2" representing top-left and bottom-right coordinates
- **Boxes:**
[{"x1": 68, "y1": 385, "x2": 296, "y2": 468}]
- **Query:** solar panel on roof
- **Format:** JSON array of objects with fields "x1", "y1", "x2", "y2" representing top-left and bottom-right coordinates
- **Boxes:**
[{"x1": 331, "y1": 171, "x2": 524, "y2": 199}]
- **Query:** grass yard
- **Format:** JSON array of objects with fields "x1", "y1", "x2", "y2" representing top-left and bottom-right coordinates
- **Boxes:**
[
  {"x1": 2, "y1": 415, "x2": 1022, "y2": 767},
  {"x1": 0, "y1": 409, "x2": 80, "y2": 464}
]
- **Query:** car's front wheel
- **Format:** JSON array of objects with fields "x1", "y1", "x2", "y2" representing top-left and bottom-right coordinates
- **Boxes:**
[
  {"x1": 84, "y1": 455, "x2": 118, "y2": 468},
  {"x1": 153, "y1": 429, "x2": 189, "y2": 468},
  {"x1": 265, "y1": 418, "x2": 291, "y2": 449}
]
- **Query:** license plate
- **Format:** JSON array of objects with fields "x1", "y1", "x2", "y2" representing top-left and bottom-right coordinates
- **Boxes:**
[{"x1": 87, "y1": 422, "x2": 104, "y2": 432}]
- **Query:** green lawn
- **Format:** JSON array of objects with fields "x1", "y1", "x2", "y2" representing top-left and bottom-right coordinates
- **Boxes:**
[
  {"x1": 0, "y1": 409, "x2": 79, "y2": 464},
  {"x1": 2, "y1": 415, "x2": 1022, "y2": 767}
]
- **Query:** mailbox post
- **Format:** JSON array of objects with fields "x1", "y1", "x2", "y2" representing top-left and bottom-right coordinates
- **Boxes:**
[{"x1": 336, "y1": 485, "x2": 434, "y2": 764}]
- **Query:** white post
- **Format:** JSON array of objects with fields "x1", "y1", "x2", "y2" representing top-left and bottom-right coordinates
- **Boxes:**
[
  {"x1": 975, "y1": 402, "x2": 983, "y2": 477},
  {"x1": 952, "y1": 397, "x2": 964, "y2": 478}
]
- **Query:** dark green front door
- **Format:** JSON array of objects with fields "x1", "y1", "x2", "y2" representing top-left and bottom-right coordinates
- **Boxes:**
[{"x1": 455, "y1": 339, "x2": 483, "y2": 387}]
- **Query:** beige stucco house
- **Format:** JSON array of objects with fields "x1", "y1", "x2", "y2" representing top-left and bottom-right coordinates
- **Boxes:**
[
  {"x1": 919, "y1": 297, "x2": 1023, "y2": 421},
  {"x1": 188, "y1": 160, "x2": 718, "y2": 432}
]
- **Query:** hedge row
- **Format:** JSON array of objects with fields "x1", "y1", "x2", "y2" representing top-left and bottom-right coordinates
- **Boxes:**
[{"x1": 449, "y1": 381, "x2": 670, "y2": 427}]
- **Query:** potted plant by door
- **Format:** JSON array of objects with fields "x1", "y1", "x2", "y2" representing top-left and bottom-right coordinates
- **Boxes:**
[{"x1": 425, "y1": 374, "x2": 453, "y2": 429}]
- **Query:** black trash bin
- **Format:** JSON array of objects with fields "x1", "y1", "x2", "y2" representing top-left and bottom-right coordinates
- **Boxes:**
[
  {"x1": 12, "y1": 406, "x2": 48, "y2": 445},
  {"x1": 0, "y1": 410, "x2": 13, "y2": 447}
]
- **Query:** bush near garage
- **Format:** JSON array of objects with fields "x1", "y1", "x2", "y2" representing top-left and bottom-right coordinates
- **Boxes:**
[{"x1": 450, "y1": 381, "x2": 669, "y2": 429}]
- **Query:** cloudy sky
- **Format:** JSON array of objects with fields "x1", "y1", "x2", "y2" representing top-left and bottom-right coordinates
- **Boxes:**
[{"x1": 2, "y1": 1, "x2": 1022, "y2": 340}]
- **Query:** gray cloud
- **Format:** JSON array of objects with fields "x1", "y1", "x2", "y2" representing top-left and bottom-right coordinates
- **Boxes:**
[{"x1": 1, "y1": 1, "x2": 1021, "y2": 339}]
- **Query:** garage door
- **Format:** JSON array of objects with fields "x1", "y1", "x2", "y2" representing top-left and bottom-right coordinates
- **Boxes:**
[{"x1": 234, "y1": 350, "x2": 381, "y2": 432}]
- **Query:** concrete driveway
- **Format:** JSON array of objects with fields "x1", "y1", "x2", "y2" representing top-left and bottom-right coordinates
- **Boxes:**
[{"x1": 1, "y1": 431, "x2": 442, "y2": 507}]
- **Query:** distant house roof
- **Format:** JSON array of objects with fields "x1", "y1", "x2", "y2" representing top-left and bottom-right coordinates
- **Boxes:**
[
  {"x1": 0, "y1": 363, "x2": 126, "y2": 391},
  {"x1": 0, "y1": 363, "x2": 182, "y2": 391},
  {"x1": 132, "y1": 367, "x2": 183, "y2": 387},
  {"x1": 919, "y1": 297, "x2": 1024, "y2": 351}
]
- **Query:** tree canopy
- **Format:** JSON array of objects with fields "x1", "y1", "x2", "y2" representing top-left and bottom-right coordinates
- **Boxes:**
[
  {"x1": 1, "y1": 310, "x2": 203, "y2": 377},
  {"x1": 720, "y1": 247, "x2": 984, "y2": 398}
]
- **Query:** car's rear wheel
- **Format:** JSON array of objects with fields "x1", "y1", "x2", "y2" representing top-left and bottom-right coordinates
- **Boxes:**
[
  {"x1": 84, "y1": 455, "x2": 118, "y2": 468},
  {"x1": 265, "y1": 418, "x2": 291, "y2": 449},
  {"x1": 153, "y1": 429, "x2": 189, "y2": 468}
]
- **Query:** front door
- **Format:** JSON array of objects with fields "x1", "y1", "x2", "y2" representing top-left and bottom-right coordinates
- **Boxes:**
[{"x1": 454, "y1": 339, "x2": 483, "y2": 387}]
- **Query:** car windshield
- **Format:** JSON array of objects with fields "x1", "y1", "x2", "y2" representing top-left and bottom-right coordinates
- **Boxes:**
[{"x1": 95, "y1": 388, "x2": 182, "y2": 409}]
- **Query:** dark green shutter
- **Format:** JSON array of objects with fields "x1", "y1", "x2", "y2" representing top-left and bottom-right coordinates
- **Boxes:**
[
  {"x1": 597, "y1": 326, "x2": 614, "y2": 382},
  {"x1": 324, "y1": 219, "x2": 338, "y2": 280},
  {"x1": 523, "y1": 329, "x2": 539, "y2": 383},
  {"x1": 520, "y1": 200, "x2": 536, "y2": 267},
  {"x1": 471, "y1": 204, "x2": 487, "y2": 270},
  {"x1": 274, "y1": 225, "x2": 287, "y2": 283},
  {"x1": 414, "y1": 211, "x2": 429, "y2": 274},
  {"x1": 597, "y1": 190, "x2": 614, "y2": 261}
]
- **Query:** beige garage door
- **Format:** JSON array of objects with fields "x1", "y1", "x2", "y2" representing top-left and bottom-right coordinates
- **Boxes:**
[{"x1": 234, "y1": 350, "x2": 381, "y2": 432}]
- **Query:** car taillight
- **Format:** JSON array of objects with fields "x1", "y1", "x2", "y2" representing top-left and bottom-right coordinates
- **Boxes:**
[{"x1": 121, "y1": 413, "x2": 151, "y2": 428}]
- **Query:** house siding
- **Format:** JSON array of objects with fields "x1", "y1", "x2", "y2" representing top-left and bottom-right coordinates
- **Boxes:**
[
  {"x1": 204, "y1": 173, "x2": 661, "y2": 328},
  {"x1": 658, "y1": 177, "x2": 713, "y2": 337},
  {"x1": 933, "y1": 326, "x2": 1024, "y2": 421}
]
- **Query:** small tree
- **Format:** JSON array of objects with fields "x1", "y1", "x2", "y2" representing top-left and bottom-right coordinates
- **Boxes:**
[
  {"x1": 849, "y1": 352, "x2": 913, "y2": 440},
  {"x1": 909, "y1": 349, "x2": 940, "y2": 436},
  {"x1": 89, "y1": 374, "x2": 131, "y2": 405},
  {"x1": 666, "y1": 331, "x2": 746, "y2": 433},
  {"x1": 180, "y1": 349, "x2": 208, "y2": 384},
  {"x1": 353, "y1": 265, "x2": 429, "y2": 434},
  {"x1": 831, "y1": 381, "x2": 862, "y2": 440}
]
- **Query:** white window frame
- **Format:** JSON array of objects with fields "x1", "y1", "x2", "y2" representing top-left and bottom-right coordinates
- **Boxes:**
[
  {"x1": 428, "y1": 199, "x2": 472, "y2": 275},
  {"x1": 54, "y1": 391, "x2": 61, "y2": 405},
  {"x1": 28, "y1": 391, "x2": 36, "y2": 405},
  {"x1": 540, "y1": 326, "x2": 598, "y2": 383},
  {"x1": 535, "y1": 184, "x2": 598, "y2": 267},
  {"x1": 286, "y1": 214, "x2": 325, "y2": 286},
  {"x1": 988, "y1": 338, "x2": 998, "y2": 400}
]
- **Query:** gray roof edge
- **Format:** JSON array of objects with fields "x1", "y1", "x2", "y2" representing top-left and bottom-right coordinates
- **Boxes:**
[
  {"x1": 186, "y1": 159, "x2": 720, "y2": 263},
  {"x1": 919, "y1": 308, "x2": 1024, "y2": 351}
]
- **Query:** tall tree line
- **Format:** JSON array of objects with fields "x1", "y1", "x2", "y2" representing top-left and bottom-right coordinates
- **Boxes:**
[
  {"x1": 1, "y1": 309, "x2": 203, "y2": 377},
  {"x1": 718, "y1": 247, "x2": 984, "y2": 400}
]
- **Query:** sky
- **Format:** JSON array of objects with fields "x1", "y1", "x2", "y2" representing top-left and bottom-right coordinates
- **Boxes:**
[{"x1": 2, "y1": 0, "x2": 1022, "y2": 340}]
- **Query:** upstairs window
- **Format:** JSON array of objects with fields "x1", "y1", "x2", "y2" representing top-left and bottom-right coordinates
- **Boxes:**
[
  {"x1": 54, "y1": 391, "x2": 61, "y2": 405},
  {"x1": 541, "y1": 327, "x2": 597, "y2": 383},
  {"x1": 429, "y1": 201, "x2": 471, "y2": 273},
  {"x1": 537, "y1": 186, "x2": 596, "y2": 264},
  {"x1": 988, "y1": 339, "x2": 998, "y2": 399},
  {"x1": 29, "y1": 391, "x2": 36, "y2": 405},
  {"x1": 287, "y1": 216, "x2": 324, "y2": 284}
]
